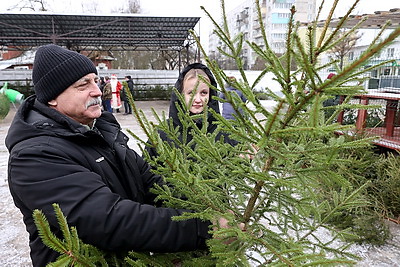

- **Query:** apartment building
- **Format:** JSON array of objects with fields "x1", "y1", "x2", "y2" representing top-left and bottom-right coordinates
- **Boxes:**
[{"x1": 208, "y1": 0, "x2": 316, "y2": 69}]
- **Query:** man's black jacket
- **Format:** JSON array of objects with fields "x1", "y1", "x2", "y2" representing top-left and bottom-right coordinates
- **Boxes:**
[{"x1": 5, "y1": 95, "x2": 209, "y2": 266}]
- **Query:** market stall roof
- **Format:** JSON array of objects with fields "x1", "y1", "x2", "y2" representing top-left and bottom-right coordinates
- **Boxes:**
[{"x1": 0, "y1": 12, "x2": 201, "y2": 51}]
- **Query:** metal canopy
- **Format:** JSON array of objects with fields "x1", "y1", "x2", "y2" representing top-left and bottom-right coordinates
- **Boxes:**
[{"x1": 0, "y1": 12, "x2": 201, "y2": 51}]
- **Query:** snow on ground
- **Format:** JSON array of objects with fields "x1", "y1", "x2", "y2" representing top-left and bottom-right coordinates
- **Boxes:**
[{"x1": 0, "y1": 101, "x2": 399, "y2": 266}]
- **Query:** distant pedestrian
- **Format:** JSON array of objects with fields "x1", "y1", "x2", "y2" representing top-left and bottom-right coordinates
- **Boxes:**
[
  {"x1": 323, "y1": 73, "x2": 339, "y2": 107},
  {"x1": 219, "y1": 76, "x2": 247, "y2": 120},
  {"x1": 322, "y1": 73, "x2": 340, "y2": 120},
  {"x1": 122, "y1": 75, "x2": 133, "y2": 115},
  {"x1": 102, "y1": 76, "x2": 112, "y2": 112},
  {"x1": 110, "y1": 74, "x2": 122, "y2": 113},
  {"x1": 97, "y1": 76, "x2": 105, "y2": 93}
]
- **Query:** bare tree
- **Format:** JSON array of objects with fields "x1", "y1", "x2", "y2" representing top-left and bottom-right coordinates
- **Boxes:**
[
  {"x1": 329, "y1": 30, "x2": 363, "y2": 70},
  {"x1": 127, "y1": 0, "x2": 141, "y2": 13},
  {"x1": 80, "y1": 0, "x2": 102, "y2": 13},
  {"x1": 115, "y1": 0, "x2": 141, "y2": 13},
  {"x1": 112, "y1": 49, "x2": 152, "y2": 69},
  {"x1": 252, "y1": 56, "x2": 267, "y2": 70},
  {"x1": 7, "y1": 0, "x2": 49, "y2": 11}
]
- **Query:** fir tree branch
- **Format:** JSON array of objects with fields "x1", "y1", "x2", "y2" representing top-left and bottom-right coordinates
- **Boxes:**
[{"x1": 33, "y1": 208, "x2": 67, "y2": 255}]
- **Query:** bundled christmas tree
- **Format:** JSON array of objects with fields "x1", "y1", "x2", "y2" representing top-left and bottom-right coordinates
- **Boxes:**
[{"x1": 33, "y1": 0, "x2": 400, "y2": 266}]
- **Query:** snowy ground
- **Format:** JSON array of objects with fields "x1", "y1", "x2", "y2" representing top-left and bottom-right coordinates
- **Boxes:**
[{"x1": 0, "y1": 101, "x2": 399, "y2": 266}]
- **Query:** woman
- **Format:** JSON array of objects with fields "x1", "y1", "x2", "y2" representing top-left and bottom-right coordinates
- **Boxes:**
[{"x1": 146, "y1": 63, "x2": 237, "y2": 158}]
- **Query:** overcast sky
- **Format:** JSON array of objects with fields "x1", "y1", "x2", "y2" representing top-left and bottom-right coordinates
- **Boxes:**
[{"x1": 0, "y1": 0, "x2": 397, "y2": 49}]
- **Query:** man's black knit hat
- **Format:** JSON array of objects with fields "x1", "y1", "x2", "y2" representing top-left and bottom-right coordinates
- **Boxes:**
[{"x1": 33, "y1": 44, "x2": 98, "y2": 103}]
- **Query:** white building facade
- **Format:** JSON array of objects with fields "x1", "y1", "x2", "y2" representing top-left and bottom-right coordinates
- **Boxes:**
[
  {"x1": 317, "y1": 28, "x2": 400, "y2": 89},
  {"x1": 208, "y1": 0, "x2": 316, "y2": 69}
]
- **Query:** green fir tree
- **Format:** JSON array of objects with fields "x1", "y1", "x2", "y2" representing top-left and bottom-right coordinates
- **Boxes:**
[{"x1": 33, "y1": 0, "x2": 400, "y2": 266}]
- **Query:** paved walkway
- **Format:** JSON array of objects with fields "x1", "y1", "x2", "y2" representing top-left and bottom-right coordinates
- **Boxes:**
[{"x1": 113, "y1": 100, "x2": 170, "y2": 152}]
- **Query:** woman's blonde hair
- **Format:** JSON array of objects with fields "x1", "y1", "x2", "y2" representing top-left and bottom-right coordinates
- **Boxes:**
[{"x1": 183, "y1": 68, "x2": 210, "y2": 90}]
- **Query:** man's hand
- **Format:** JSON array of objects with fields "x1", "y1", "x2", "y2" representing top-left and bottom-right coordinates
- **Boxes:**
[
  {"x1": 213, "y1": 210, "x2": 245, "y2": 244},
  {"x1": 239, "y1": 143, "x2": 259, "y2": 160}
]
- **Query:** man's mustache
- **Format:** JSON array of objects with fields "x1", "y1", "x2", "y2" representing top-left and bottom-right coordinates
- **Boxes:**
[{"x1": 85, "y1": 97, "x2": 102, "y2": 109}]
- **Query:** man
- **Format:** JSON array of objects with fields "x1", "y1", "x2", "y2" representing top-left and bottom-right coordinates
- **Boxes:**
[
  {"x1": 123, "y1": 75, "x2": 134, "y2": 114},
  {"x1": 101, "y1": 76, "x2": 112, "y2": 112},
  {"x1": 5, "y1": 44, "x2": 215, "y2": 266}
]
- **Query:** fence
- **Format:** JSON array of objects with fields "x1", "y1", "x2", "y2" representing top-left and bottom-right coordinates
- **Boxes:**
[
  {"x1": 0, "y1": 69, "x2": 287, "y2": 100},
  {"x1": 337, "y1": 94, "x2": 400, "y2": 150},
  {"x1": 0, "y1": 69, "x2": 180, "y2": 100}
]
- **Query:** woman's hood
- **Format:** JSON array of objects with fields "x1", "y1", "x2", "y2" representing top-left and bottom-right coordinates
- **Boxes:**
[{"x1": 168, "y1": 62, "x2": 220, "y2": 125}]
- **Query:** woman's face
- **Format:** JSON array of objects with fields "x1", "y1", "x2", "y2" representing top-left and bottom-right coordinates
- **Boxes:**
[{"x1": 182, "y1": 77, "x2": 210, "y2": 114}]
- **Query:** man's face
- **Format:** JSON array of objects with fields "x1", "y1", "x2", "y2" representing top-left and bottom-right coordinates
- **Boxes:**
[{"x1": 48, "y1": 73, "x2": 102, "y2": 125}]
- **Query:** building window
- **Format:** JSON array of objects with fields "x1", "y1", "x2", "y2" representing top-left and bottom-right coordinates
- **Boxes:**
[
  {"x1": 14, "y1": 66, "x2": 29, "y2": 70},
  {"x1": 272, "y1": 33, "x2": 287, "y2": 39},
  {"x1": 348, "y1": 52, "x2": 354, "y2": 61},
  {"x1": 383, "y1": 68, "x2": 390, "y2": 75},
  {"x1": 277, "y1": 13, "x2": 291, "y2": 18},
  {"x1": 274, "y1": 3, "x2": 292, "y2": 9},
  {"x1": 387, "y1": 48, "x2": 394, "y2": 58},
  {"x1": 272, "y1": 23, "x2": 287, "y2": 29}
]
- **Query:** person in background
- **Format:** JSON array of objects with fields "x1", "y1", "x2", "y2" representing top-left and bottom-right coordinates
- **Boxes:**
[
  {"x1": 6, "y1": 45, "x2": 235, "y2": 267},
  {"x1": 219, "y1": 76, "x2": 247, "y2": 120},
  {"x1": 323, "y1": 73, "x2": 340, "y2": 107},
  {"x1": 326, "y1": 72, "x2": 336, "y2": 80},
  {"x1": 102, "y1": 76, "x2": 112, "y2": 112},
  {"x1": 122, "y1": 75, "x2": 133, "y2": 115},
  {"x1": 322, "y1": 72, "x2": 341, "y2": 120},
  {"x1": 97, "y1": 76, "x2": 105, "y2": 93},
  {"x1": 110, "y1": 74, "x2": 122, "y2": 113},
  {"x1": 146, "y1": 62, "x2": 237, "y2": 158}
]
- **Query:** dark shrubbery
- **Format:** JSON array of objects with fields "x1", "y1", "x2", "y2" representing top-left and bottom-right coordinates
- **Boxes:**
[
  {"x1": 326, "y1": 141, "x2": 400, "y2": 245},
  {"x1": 6, "y1": 82, "x2": 173, "y2": 101},
  {"x1": 132, "y1": 85, "x2": 173, "y2": 100}
]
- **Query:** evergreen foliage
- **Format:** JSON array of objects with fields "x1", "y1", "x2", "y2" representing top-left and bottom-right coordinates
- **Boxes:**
[
  {"x1": 319, "y1": 142, "x2": 391, "y2": 245},
  {"x1": 371, "y1": 153, "x2": 400, "y2": 219},
  {"x1": 32, "y1": 0, "x2": 400, "y2": 266},
  {"x1": 130, "y1": 0, "x2": 400, "y2": 265},
  {"x1": 33, "y1": 204, "x2": 126, "y2": 266},
  {"x1": 0, "y1": 93, "x2": 10, "y2": 119}
]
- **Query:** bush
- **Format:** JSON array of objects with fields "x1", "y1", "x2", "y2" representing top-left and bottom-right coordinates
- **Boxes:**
[
  {"x1": 0, "y1": 94, "x2": 10, "y2": 119},
  {"x1": 368, "y1": 153, "x2": 400, "y2": 218},
  {"x1": 3, "y1": 82, "x2": 173, "y2": 101},
  {"x1": 324, "y1": 141, "x2": 400, "y2": 245},
  {"x1": 133, "y1": 85, "x2": 173, "y2": 100},
  {"x1": 341, "y1": 107, "x2": 385, "y2": 127}
]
